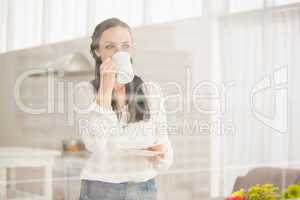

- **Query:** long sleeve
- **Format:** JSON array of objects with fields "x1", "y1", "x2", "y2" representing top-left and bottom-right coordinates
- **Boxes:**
[
  {"x1": 144, "y1": 83, "x2": 174, "y2": 173},
  {"x1": 153, "y1": 106, "x2": 174, "y2": 172},
  {"x1": 76, "y1": 83, "x2": 156, "y2": 154},
  {"x1": 77, "y1": 82, "x2": 173, "y2": 182},
  {"x1": 81, "y1": 103, "x2": 156, "y2": 153}
]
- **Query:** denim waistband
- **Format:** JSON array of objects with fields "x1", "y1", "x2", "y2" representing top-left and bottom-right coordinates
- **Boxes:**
[
  {"x1": 109, "y1": 177, "x2": 156, "y2": 186},
  {"x1": 82, "y1": 177, "x2": 155, "y2": 186}
]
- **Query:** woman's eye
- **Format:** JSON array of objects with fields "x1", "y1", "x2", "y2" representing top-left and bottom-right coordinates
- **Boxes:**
[
  {"x1": 122, "y1": 44, "x2": 130, "y2": 49},
  {"x1": 106, "y1": 45, "x2": 114, "y2": 49}
]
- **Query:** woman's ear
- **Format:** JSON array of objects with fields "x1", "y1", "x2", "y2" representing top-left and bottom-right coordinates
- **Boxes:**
[
  {"x1": 131, "y1": 47, "x2": 135, "y2": 63},
  {"x1": 94, "y1": 49, "x2": 100, "y2": 57}
]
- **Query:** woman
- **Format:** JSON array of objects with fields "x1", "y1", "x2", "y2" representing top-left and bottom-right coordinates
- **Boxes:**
[{"x1": 78, "y1": 18, "x2": 173, "y2": 200}]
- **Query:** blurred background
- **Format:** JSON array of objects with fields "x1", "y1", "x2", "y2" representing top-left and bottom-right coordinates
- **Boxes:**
[{"x1": 0, "y1": 0, "x2": 300, "y2": 199}]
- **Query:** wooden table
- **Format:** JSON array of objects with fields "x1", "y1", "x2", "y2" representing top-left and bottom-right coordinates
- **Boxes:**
[{"x1": 0, "y1": 147, "x2": 61, "y2": 200}]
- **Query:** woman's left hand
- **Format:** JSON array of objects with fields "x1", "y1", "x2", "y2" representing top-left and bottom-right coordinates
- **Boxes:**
[{"x1": 143, "y1": 144, "x2": 166, "y2": 165}]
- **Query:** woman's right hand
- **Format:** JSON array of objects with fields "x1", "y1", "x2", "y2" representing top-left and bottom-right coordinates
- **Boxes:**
[
  {"x1": 100, "y1": 57, "x2": 117, "y2": 92},
  {"x1": 96, "y1": 57, "x2": 117, "y2": 107},
  {"x1": 143, "y1": 144, "x2": 166, "y2": 165}
]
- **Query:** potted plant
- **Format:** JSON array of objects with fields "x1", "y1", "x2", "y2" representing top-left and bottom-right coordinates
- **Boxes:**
[
  {"x1": 281, "y1": 185, "x2": 300, "y2": 200},
  {"x1": 226, "y1": 184, "x2": 280, "y2": 200},
  {"x1": 227, "y1": 184, "x2": 300, "y2": 200}
]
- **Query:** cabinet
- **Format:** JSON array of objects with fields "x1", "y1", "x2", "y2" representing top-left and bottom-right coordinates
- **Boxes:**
[{"x1": 0, "y1": 147, "x2": 60, "y2": 200}]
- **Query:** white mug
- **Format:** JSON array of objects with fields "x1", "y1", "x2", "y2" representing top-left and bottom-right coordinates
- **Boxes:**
[{"x1": 112, "y1": 51, "x2": 134, "y2": 84}]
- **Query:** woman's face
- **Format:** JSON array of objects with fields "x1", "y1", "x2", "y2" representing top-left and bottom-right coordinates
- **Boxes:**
[
  {"x1": 95, "y1": 26, "x2": 133, "y2": 89},
  {"x1": 95, "y1": 26, "x2": 133, "y2": 63}
]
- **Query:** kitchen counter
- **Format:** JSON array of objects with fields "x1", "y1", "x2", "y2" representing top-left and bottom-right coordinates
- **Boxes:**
[{"x1": 0, "y1": 147, "x2": 61, "y2": 200}]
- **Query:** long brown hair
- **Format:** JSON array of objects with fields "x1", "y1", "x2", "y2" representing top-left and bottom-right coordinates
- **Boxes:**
[{"x1": 90, "y1": 18, "x2": 150, "y2": 123}]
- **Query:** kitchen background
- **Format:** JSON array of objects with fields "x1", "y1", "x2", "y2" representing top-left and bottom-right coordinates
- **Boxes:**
[{"x1": 1, "y1": 0, "x2": 300, "y2": 200}]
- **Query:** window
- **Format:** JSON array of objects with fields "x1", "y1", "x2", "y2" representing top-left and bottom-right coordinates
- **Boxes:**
[
  {"x1": 275, "y1": 0, "x2": 300, "y2": 5},
  {"x1": 229, "y1": 0, "x2": 300, "y2": 13},
  {"x1": 229, "y1": 0, "x2": 264, "y2": 12},
  {"x1": 0, "y1": 0, "x2": 203, "y2": 54}
]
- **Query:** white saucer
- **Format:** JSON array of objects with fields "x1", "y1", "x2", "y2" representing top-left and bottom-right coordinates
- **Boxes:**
[{"x1": 121, "y1": 149, "x2": 165, "y2": 157}]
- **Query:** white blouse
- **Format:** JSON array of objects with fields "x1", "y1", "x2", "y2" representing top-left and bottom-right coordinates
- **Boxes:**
[{"x1": 76, "y1": 82, "x2": 173, "y2": 183}]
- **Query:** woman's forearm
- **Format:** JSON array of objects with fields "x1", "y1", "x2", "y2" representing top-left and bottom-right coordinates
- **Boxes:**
[{"x1": 96, "y1": 87, "x2": 112, "y2": 108}]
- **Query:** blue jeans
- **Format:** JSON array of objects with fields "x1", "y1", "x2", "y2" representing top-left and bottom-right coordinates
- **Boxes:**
[{"x1": 79, "y1": 178, "x2": 157, "y2": 200}]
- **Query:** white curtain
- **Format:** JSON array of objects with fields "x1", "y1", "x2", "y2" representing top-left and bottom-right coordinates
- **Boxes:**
[
  {"x1": 0, "y1": 0, "x2": 202, "y2": 54},
  {"x1": 229, "y1": 0, "x2": 264, "y2": 12},
  {"x1": 145, "y1": 0, "x2": 202, "y2": 24},
  {"x1": 229, "y1": 0, "x2": 300, "y2": 12},
  {"x1": 217, "y1": 5, "x2": 300, "y2": 196}
]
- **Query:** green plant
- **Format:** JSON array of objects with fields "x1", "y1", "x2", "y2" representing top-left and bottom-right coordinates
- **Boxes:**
[
  {"x1": 281, "y1": 185, "x2": 300, "y2": 199},
  {"x1": 246, "y1": 184, "x2": 280, "y2": 200},
  {"x1": 228, "y1": 184, "x2": 280, "y2": 200},
  {"x1": 229, "y1": 184, "x2": 300, "y2": 200}
]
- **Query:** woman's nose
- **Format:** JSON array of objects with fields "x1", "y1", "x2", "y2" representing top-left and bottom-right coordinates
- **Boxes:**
[{"x1": 115, "y1": 45, "x2": 123, "y2": 53}]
